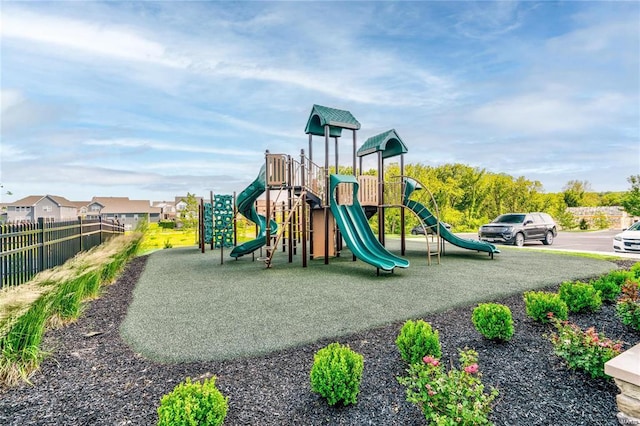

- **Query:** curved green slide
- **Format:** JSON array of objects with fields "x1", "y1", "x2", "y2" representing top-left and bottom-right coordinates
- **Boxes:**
[
  {"x1": 330, "y1": 174, "x2": 409, "y2": 271},
  {"x1": 230, "y1": 165, "x2": 278, "y2": 258},
  {"x1": 403, "y1": 178, "x2": 500, "y2": 257}
]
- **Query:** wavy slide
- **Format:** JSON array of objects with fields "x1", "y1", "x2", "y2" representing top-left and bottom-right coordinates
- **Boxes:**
[
  {"x1": 403, "y1": 178, "x2": 500, "y2": 258},
  {"x1": 329, "y1": 174, "x2": 409, "y2": 272},
  {"x1": 230, "y1": 165, "x2": 278, "y2": 258}
]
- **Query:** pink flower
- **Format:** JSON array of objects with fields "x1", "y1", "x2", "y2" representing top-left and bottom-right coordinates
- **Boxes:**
[
  {"x1": 464, "y1": 363, "x2": 479, "y2": 374},
  {"x1": 427, "y1": 390, "x2": 436, "y2": 396},
  {"x1": 422, "y1": 356, "x2": 440, "y2": 366}
]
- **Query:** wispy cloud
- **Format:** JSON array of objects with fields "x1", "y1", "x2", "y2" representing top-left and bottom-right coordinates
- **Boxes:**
[{"x1": 83, "y1": 138, "x2": 260, "y2": 157}]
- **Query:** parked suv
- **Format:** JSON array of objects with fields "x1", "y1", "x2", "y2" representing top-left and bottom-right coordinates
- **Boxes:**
[{"x1": 478, "y1": 213, "x2": 557, "y2": 247}]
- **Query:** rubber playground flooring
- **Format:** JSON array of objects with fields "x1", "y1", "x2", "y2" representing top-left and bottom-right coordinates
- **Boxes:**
[{"x1": 120, "y1": 239, "x2": 617, "y2": 362}]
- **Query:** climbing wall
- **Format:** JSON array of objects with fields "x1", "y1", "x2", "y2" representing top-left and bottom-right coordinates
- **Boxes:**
[{"x1": 212, "y1": 195, "x2": 234, "y2": 248}]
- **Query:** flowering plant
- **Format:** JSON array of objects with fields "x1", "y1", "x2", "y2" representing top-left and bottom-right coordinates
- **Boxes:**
[
  {"x1": 547, "y1": 314, "x2": 623, "y2": 379},
  {"x1": 616, "y1": 280, "x2": 640, "y2": 331},
  {"x1": 397, "y1": 348, "x2": 498, "y2": 425}
]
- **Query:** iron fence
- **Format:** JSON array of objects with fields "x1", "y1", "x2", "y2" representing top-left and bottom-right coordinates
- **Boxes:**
[{"x1": 0, "y1": 217, "x2": 125, "y2": 288}]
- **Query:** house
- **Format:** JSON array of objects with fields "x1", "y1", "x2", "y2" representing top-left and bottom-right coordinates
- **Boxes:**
[
  {"x1": 152, "y1": 201, "x2": 177, "y2": 220},
  {"x1": 174, "y1": 195, "x2": 203, "y2": 218},
  {"x1": 86, "y1": 197, "x2": 161, "y2": 230},
  {"x1": 5, "y1": 195, "x2": 79, "y2": 223}
]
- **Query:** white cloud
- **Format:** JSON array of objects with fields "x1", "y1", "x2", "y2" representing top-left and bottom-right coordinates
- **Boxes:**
[
  {"x1": 83, "y1": 138, "x2": 260, "y2": 157},
  {"x1": 1, "y1": 8, "x2": 188, "y2": 68}
]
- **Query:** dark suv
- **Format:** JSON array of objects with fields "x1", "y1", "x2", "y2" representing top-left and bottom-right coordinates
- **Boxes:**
[{"x1": 478, "y1": 213, "x2": 557, "y2": 247}]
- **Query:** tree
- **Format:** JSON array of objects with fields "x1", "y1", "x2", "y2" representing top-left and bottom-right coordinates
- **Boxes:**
[
  {"x1": 621, "y1": 175, "x2": 640, "y2": 217},
  {"x1": 180, "y1": 192, "x2": 200, "y2": 230},
  {"x1": 562, "y1": 180, "x2": 592, "y2": 207}
]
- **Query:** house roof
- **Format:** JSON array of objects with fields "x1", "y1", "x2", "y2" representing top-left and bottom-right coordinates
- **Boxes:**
[
  {"x1": 304, "y1": 104, "x2": 361, "y2": 138},
  {"x1": 91, "y1": 197, "x2": 160, "y2": 214},
  {"x1": 10, "y1": 195, "x2": 77, "y2": 208},
  {"x1": 357, "y1": 129, "x2": 408, "y2": 159}
]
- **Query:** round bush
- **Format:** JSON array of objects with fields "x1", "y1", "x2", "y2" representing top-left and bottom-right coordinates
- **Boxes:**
[
  {"x1": 310, "y1": 342, "x2": 364, "y2": 406},
  {"x1": 395, "y1": 319, "x2": 442, "y2": 365},
  {"x1": 157, "y1": 376, "x2": 228, "y2": 426},
  {"x1": 472, "y1": 303, "x2": 514, "y2": 341},
  {"x1": 559, "y1": 281, "x2": 602, "y2": 313},
  {"x1": 524, "y1": 291, "x2": 568, "y2": 323}
]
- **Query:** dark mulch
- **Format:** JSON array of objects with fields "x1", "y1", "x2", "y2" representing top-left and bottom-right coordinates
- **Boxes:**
[{"x1": 1, "y1": 256, "x2": 638, "y2": 425}]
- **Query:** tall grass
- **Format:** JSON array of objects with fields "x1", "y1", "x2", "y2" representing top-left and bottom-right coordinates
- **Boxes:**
[{"x1": 0, "y1": 231, "x2": 143, "y2": 386}]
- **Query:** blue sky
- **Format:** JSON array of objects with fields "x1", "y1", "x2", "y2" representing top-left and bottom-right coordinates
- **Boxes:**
[{"x1": 1, "y1": 1, "x2": 638, "y2": 203}]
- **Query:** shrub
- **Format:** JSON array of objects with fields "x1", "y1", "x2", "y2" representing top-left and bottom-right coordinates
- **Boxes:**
[
  {"x1": 310, "y1": 342, "x2": 364, "y2": 406},
  {"x1": 579, "y1": 218, "x2": 589, "y2": 230},
  {"x1": 591, "y1": 275, "x2": 623, "y2": 303},
  {"x1": 163, "y1": 239, "x2": 173, "y2": 249},
  {"x1": 395, "y1": 319, "x2": 442, "y2": 365},
  {"x1": 159, "y1": 220, "x2": 176, "y2": 229},
  {"x1": 630, "y1": 263, "x2": 640, "y2": 281},
  {"x1": 523, "y1": 291, "x2": 568, "y2": 323},
  {"x1": 616, "y1": 280, "x2": 640, "y2": 331},
  {"x1": 547, "y1": 316, "x2": 623, "y2": 379},
  {"x1": 558, "y1": 281, "x2": 602, "y2": 313},
  {"x1": 397, "y1": 348, "x2": 499, "y2": 425},
  {"x1": 472, "y1": 303, "x2": 514, "y2": 341},
  {"x1": 157, "y1": 376, "x2": 228, "y2": 426}
]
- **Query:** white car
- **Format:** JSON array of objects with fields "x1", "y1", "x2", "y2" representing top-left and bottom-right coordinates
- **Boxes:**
[{"x1": 613, "y1": 221, "x2": 640, "y2": 253}]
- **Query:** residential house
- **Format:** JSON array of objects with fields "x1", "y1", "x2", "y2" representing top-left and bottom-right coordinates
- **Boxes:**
[
  {"x1": 5, "y1": 195, "x2": 78, "y2": 223},
  {"x1": 152, "y1": 201, "x2": 177, "y2": 220},
  {"x1": 174, "y1": 195, "x2": 203, "y2": 219},
  {"x1": 86, "y1": 197, "x2": 161, "y2": 230}
]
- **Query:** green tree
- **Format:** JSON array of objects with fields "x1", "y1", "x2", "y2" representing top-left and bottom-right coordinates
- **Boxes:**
[
  {"x1": 562, "y1": 180, "x2": 592, "y2": 207},
  {"x1": 180, "y1": 193, "x2": 200, "y2": 230},
  {"x1": 622, "y1": 175, "x2": 640, "y2": 217}
]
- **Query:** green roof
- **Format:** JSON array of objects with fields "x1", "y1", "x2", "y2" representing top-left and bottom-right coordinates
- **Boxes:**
[
  {"x1": 304, "y1": 104, "x2": 361, "y2": 137},
  {"x1": 356, "y1": 129, "x2": 408, "y2": 159}
]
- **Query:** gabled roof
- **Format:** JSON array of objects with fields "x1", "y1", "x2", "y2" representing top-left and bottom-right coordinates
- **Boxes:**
[
  {"x1": 91, "y1": 197, "x2": 160, "y2": 214},
  {"x1": 9, "y1": 195, "x2": 76, "y2": 208},
  {"x1": 304, "y1": 104, "x2": 361, "y2": 137},
  {"x1": 357, "y1": 129, "x2": 408, "y2": 159}
]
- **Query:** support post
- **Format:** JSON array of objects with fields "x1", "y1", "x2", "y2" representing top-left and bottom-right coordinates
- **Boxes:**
[
  {"x1": 400, "y1": 154, "x2": 406, "y2": 255},
  {"x1": 300, "y1": 149, "x2": 308, "y2": 267},
  {"x1": 378, "y1": 151, "x2": 385, "y2": 245},
  {"x1": 324, "y1": 124, "x2": 330, "y2": 264},
  {"x1": 265, "y1": 151, "x2": 272, "y2": 267}
]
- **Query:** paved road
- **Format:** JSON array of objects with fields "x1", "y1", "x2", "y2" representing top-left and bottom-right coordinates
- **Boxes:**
[{"x1": 456, "y1": 229, "x2": 640, "y2": 259}]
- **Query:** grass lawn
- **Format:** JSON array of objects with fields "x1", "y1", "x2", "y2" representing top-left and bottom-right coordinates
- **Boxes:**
[
  {"x1": 138, "y1": 223, "x2": 198, "y2": 253},
  {"x1": 120, "y1": 239, "x2": 617, "y2": 363}
]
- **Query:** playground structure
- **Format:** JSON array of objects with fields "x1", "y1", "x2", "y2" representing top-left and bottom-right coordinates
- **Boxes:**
[{"x1": 199, "y1": 105, "x2": 499, "y2": 273}]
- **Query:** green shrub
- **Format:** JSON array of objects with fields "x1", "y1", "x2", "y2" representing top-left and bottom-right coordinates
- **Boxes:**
[
  {"x1": 548, "y1": 317, "x2": 623, "y2": 379},
  {"x1": 157, "y1": 376, "x2": 228, "y2": 426},
  {"x1": 630, "y1": 263, "x2": 640, "y2": 281},
  {"x1": 397, "y1": 348, "x2": 499, "y2": 425},
  {"x1": 616, "y1": 280, "x2": 640, "y2": 331},
  {"x1": 579, "y1": 218, "x2": 589, "y2": 230},
  {"x1": 524, "y1": 291, "x2": 568, "y2": 323},
  {"x1": 472, "y1": 303, "x2": 514, "y2": 341},
  {"x1": 310, "y1": 342, "x2": 364, "y2": 406},
  {"x1": 159, "y1": 220, "x2": 176, "y2": 229},
  {"x1": 558, "y1": 281, "x2": 602, "y2": 313},
  {"x1": 591, "y1": 275, "x2": 623, "y2": 303},
  {"x1": 395, "y1": 319, "x2": 442, "y2": 365}
]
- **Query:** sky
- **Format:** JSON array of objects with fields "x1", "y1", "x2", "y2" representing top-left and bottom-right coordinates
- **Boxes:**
[{"x1": 1, "y1": 0, "x2": 639, "y2": 203}]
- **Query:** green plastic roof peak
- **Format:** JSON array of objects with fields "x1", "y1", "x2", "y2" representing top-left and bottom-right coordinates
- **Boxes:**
[
  {"x1": 356, "y1": 129, "x2": 408, "y2": 159},
  {"x1": 304, "y1": 104, "x2": 361, "y2": 137}
]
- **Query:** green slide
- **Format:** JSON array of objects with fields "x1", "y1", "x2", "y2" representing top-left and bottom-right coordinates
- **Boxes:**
[
  {"x1": 230, "y1": 165, "x2": 278, "y2": 258},
  {"x1": 403, "y1": 178, "x2": 499, "y2": 258},
  {"x1": 330, "y1": 174, "x2": 409, "y2": 271}
]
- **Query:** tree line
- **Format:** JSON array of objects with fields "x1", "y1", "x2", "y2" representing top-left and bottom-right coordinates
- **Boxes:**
[{"x1": 377, "y1": 163, "x2": 639, "y2": 233}]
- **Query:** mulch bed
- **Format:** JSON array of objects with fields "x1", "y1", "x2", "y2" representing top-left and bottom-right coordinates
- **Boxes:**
[{"x1": 1, "y1": 256, "x2": 638, "y2": 425}]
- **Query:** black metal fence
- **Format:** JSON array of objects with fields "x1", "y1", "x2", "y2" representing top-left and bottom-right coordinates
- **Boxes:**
[{"x1": 0, "y1": 217, "x2": 125, "y2": 288}]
